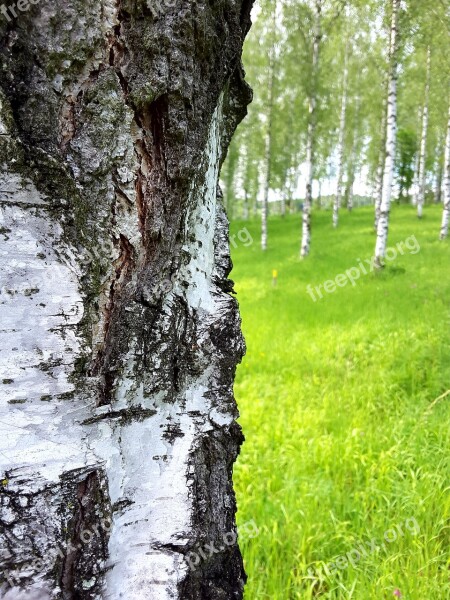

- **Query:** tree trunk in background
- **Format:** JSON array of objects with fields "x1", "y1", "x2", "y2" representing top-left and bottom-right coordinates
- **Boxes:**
[
  {"x1": 412, "y1": 106, "x2": 422, "y2": 207},
  {"x1": 300, "y1": 0, "x2": 321, "y2": 257},
  {"x1": 333, "y1": 43, "x2": 349, "y2": 228},
  {"x1": 347, "y1": 96, "x2": 360, "y2": 213},
  {"x1": 281, "y1": 191, "x2": 286, "y2": 217},
  {"x1": 0, "y1": 0, "x2": 252, "y2": 597},
  {"x1": 417, "y1": 46, "x2": 431, "y2": 219},
  {"x1": 243, "y1": 189, "x2": 250, "y2": 220},
  {"x1": 374, "y1": 0, "x2": 400, "y2": 266},
  {"x1": 439, "y1": 103, "x2": 450, "y2": 239},
  {"x1": 261, "y1": 6, "x2": 276, "y2": 251},
  {"x1": 374, "y1": 93, "x2": 387, "y2": 230}
]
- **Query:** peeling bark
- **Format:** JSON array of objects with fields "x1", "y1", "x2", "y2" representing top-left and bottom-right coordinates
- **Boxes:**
[{"x1": 0, "y1": 0, "x2": 253, "y2": 597}]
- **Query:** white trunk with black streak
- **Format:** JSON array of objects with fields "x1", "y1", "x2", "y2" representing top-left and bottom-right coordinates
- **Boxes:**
[
  {"x1": 0, "y1": 0, "x2": 253, "y2": 598},
  {"x1": 417, "y1": 46, "x2": 431, "y2": 219},
  {"x1": 261, "y1": 10, "x2": 276, "y2": 252},
  {"x1": 300, "y1": 0, "x2": 321, "y2": 258},
  {"x1": 439, "y1": 102, "x2": 450, "y2": 239},
  {"x1": 374, "y1": 93, "x2": 387, "y2": 229},
  {"x1": 375, "y1": 0, "x2": 400, "y2": 266},
  {"x1": 333, "y1": 44, "x2": 349, "y2": 228}
]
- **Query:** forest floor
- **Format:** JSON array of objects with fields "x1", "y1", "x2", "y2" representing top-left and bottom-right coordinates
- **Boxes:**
[{"x1": 230, "y1": 204, "x2": 450, "y2": 600}]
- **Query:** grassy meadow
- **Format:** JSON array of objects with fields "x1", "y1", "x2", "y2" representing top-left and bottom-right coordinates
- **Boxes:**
[{"x1": 230, "y1": 204, "x2": 450, "y2": 599}]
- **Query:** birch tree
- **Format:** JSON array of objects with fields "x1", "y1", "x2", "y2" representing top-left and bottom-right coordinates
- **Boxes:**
[
  {"x1": 417, "y1": 46, "x2": 431, "y2": 218},
  {"x1": 0, "y1": 0, "x2": 252, "y2": 597},
  {"x1": 300, "y1": 0, "x2": 322, "y2": 258},
  {"x1": 374, "y1": 91, "x2": 388, "y2": 229},
  {"x1": 333, "y1": 41, "x2": 349, "y2": 227},
  {"x1": 261, "y1": 48, "x2": 275, "y2": 249},
  {"x1": 439, "y1": 103, "x2": 450, "y2": 239},
  {"x1": 374, "y1": 0, "x2": 400, "y2": 267}
]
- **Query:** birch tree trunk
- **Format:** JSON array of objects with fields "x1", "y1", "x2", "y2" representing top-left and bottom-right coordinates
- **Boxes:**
[
  {"x1": 417, "y1": 46, "x2": 431, "y2": 219},
  {"x1": 346, "y1": 96, "x2": 360, "y2": 213},
  {"x1": 261, "y1": 8, "x2": 276, "y2": 251},
  {"x1": 439, "y1": 103, "x2": 450, "y2": 239},
  {"x1": 0, "y1": 0, "x2": 253, "y2": 597},
  {"x1": 374, "y1": 0, "x2": 400, "y2": 267},
  {"x1": 411, "y1": 106, "x2": 422, "y2": 207},
  {"x1": 243, "y1": 189, "x2": 250, "y2": 220},
  {"x1": 374, "y1": 95, "x2": 387, "y2": 230},
  {"x1": 300, "y1": 0, "x2": 321, "y2": 258},
  {"x1": 333, "y1": 43, "x2": 349, "y2": 228}
]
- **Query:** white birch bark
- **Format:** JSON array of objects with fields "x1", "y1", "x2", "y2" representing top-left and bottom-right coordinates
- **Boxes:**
[
  {"x1": 412, "y1": 106, "x2": 422, "y2": 206},
  {"x1": 374, "y1": 0, "x2": 400, "y2": 266},
  {"x1": 300, "y1": 0, "x2": 321, "y2": 257},
  {"x1": 243, "y1": 189, "x2": 250, "y2": 220},
  {"x1": 0, "y1": 0, "x2": 253, "y2": 597},
  {"x1": 439, "y1": 103, "x2": 450, "y2": 239},
  {"x1": 261, "y1": 5, "x2": 276, "y2": 251},
  {"x1": 333, "y1": 43, "x2": 349, "y2": 228},
  {"x1": 374, "y1": 96, "x2": 387, "y2": 230},
  {"x1": 417, "y1": 46, "x2": 431, "y2": 219}
]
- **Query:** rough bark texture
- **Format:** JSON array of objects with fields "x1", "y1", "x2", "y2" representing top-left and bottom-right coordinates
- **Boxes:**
[
  {"x1": 0, "y1": 0, "x2": 253, "y2": 597},
  {"x1": 374, "y1": 0, "x2": 399, "y2": 267}
]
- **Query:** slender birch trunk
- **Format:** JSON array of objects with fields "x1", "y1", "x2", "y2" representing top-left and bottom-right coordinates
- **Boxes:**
[
  {"x1": 347, "y1": 96, "x2": 361, "y2": 213},
  {"x1": 333, "y1": 43, "x2": 349, "y2": 228},
  {"x1": 435, "y1": 170, "x2": 443, "y2": 204},
  {"x1": 243, "y1": 189, "x2": 250, "y2": 220},
  {"x1": 412, "y1": 106, "x2": 422, "y2": 206},
  {"x1": 417, "y1": 46, "x2": 431, "y2": 219},
  {"x1": 374, "y1": 94, "x2": 387, "y2": 230},
  {"x1": 439, "y1": 103, "x2": 450, "y2": 239},
  {"x1": 0, "y1": 0, "x2": 252, "y2": 597},
  {"x1": 261, "y1": 9, "x2": 276, "y2": 251},
  {"x1": 375, "y1": 0, "x2": 400, "y2": 267},
  {"x1": 300, "y1": 0, "x2": 321, "y2": 257}
]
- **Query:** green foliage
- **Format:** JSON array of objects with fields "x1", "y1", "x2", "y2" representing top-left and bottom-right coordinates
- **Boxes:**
[{"x1": 231, "y1": 205, "x2": 450, "y2": 599}]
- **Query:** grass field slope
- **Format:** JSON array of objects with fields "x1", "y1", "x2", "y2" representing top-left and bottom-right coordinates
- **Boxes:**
[{"x1": 230, "y1": 205, "x2": 450, "y2": 600}]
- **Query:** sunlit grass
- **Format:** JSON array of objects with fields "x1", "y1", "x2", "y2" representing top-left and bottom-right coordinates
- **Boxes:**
[{"x1": 230, "y1": 204, "x2": 450, "y2": 599}]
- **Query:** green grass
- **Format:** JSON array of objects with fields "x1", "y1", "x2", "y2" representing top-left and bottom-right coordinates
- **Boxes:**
[{"x1": 230, "y1": 204, "x2": 450, "y2": 600}]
